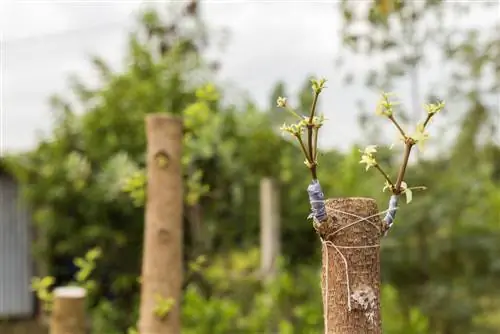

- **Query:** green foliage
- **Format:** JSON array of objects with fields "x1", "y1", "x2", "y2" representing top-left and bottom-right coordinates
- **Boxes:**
[
  {"x1": 90, "y1": 297, "x2": 139, "y2": 334},
  {"x1": 121, "y1": 171, "x2": 147, "y2": 207},
  {"x1": 30, "y1": 276, "x2": 55, "y2": 312},
  {"x1": 381, "y1": 285, "x2": 429, "y2": 334},
  {"x1": 81, "y1": 247, "x2": 431, "y2": 333},
  {"x1": 120, "y1": 82, "x2": 220, "y2": 208},
  {"x1": 181, "y1": 248, "x2": 324, "y2": 334},
  {"x1": 154, "y1": 295, "x2": 175, "y2": 319},
  {"x1": 73, "y1": 247, "x2": 102, "y2": 293},
  {"x1": 31, "y1": 247, "x2": 101, "y2": 313}
]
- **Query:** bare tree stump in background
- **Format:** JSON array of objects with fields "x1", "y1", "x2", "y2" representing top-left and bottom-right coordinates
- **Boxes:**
[
  {"x1": 315, "y1": 198, "x2": 384, "y2": 334},
  {"x1": 50, "y1": 286, "x2": 86, "y2": 334},
  {"x1": 259, "y1": 177, "x2": 280, "y2": 282},
  {"x1": 138, "y1": 114, "x2": 183, "y2": 334}
]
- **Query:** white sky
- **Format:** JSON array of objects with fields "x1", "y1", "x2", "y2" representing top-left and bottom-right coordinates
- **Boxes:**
[{"x1": 0, "y1": 0, "x2": 499, "y2": 155}]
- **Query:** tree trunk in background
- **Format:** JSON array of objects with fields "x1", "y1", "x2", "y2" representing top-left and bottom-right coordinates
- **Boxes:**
[
  {"x1": 139, "y1": 114, "x2": 183, "y2": 334},
  {"x1": 50, "y1": 286, "x2": 86, "y2": 334},
  {"x1": 259, "y1": 177, "x2": 280, "y2": 282},
  {"x1": 315, "y1": 198, "x2": 384, "y2": 334}
]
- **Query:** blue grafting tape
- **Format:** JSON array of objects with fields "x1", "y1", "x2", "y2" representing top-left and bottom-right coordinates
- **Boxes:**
[
  {"x1": 383, "y1": 195, "x2": 398, "y2": 234},
  {"x1": 307, "y1": 179, "x2": 327, "y2": 223}
]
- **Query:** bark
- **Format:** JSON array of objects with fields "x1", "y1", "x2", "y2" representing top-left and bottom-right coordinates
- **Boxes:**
[
  {"x1": 138, "y1": 114, "x2": 183, "y2": 334},
  {"x1": 315, "y1": 197, "x2": 384, "y2": 334},
  {"x1": 50, "y1": 286, "x2": 87, "y2": 334}
]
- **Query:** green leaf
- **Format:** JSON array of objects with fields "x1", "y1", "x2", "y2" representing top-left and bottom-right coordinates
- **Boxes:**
[
  {"x1": 74, "y1": 257, "x2": 86, "y2": 269},
  {"x1": 405, "y1": 188, "x2": 413, "y2": 204},
  {"x1": 85, "y1": 247, "x2": 102, "y2": 261}
]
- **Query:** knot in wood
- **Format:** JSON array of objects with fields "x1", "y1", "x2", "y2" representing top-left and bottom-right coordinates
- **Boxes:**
[
  {"x1": 154, "y1": 150, "x2": 170, "y2": 169},
  {"x1": 158, "y1": 228, "x2": 171, "y2": 244}
]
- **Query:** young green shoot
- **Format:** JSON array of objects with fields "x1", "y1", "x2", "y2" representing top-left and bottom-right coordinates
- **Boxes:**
[
  {"x1": 360, "y1": 92, "x2": 444, "y2": 204},
  {"x1": 278, "y1": 78, "x2": 327, "y2": 180}
]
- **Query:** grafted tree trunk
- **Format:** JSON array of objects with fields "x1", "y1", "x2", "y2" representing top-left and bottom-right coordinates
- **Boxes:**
[
  {"x1": 50, "y1": 286, "x2": 87, "y2": 334},
  {"x1": 315, "y1": 198, "x2": 384, "y2": 334},
  {"x1": 139, "y1": 114, "x2": 183, "y2": 334}
]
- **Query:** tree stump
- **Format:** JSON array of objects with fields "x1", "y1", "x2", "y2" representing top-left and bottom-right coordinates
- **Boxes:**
[
  {"x1": 50, "y1": 286, "x2": 87, "y2": 334},
  {"x1": 138, "y1": 114, "x2": 183, "y2": 334},
  {"x1": 315, "y1": 197, "x2": 384, "y2": 334}
]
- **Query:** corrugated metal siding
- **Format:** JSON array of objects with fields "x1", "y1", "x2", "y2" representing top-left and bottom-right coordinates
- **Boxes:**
[{"x1": 0, "y1": 174, "x2": 34, "y2": 318}]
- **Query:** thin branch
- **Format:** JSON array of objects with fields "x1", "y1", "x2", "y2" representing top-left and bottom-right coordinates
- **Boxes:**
[
  {"x1": 310, "y1": 164, "x2": 317, "y2": 180},
  {"x1": 307, "y1": 125, "x2": 314, "y2": 164},
  {"x1": 422, "y1": 113, "x2": 433, "y2": 128},
  {"x1": 313, "y1": 127, "x2": 319, "y2": 161},
  {"x1": 307, "y1": 92, "x2": 320, "y2": 164},
  {"x1": 388, "y1": 115, "x2": 407, "y2": 139},
  {"x1": 309, "y1": 92, "x2": 320, "y2": 123},
  {"x1": 297, "y1": 133, "x2": 317, "y2": 180},
  {"x1": 285, "y1": 106, "x2": 303, "y2": 120},
  {"x1": 296, "y1": 135, "x2": 311, "y2": 165},
  {"x1": 374, "y1": 164, "x2": 395, "y2": 191},
  {"x1": 395, "y1": 142, "x2": 414, "y2": 193}
]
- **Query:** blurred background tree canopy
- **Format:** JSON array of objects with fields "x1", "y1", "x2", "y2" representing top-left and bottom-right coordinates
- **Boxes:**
[{"x1": 3, "y1": 1, "x2": 499, "y2": 333}]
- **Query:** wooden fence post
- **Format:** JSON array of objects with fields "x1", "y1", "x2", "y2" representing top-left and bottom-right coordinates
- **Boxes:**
[
  {"x1": 50, "y1": 286, "x2": 87, "y2": 334},
  {"x1": 138, "y1": 114, "x2": 183, "y2": 334},
  {"x1": 260, "y1": 177, "x2": 280, "y2": 281},
  {"x1": 315, "y1": 197, "x2": 384, "y2": 334}
]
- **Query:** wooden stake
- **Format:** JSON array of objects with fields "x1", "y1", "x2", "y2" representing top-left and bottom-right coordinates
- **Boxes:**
[
  {"x1": 139, "y1": 114, "x2": 183, "y2": 334},
  {"x1": 315, "y1": 197, "x2": 384, "y2": 334},
  {"x1": 259, "y1": 177, "x2": 280, "y2": 281},
  {"x1": 50, "y1": 286, "x2": 87, "y2": 334}
]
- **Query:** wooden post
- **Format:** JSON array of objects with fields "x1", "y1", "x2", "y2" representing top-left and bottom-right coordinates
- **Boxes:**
[
  {"x1": 259, "y1": 178, "x2": 280, "y2": 281},
  {"x1": 138, "y1": 114, "x2": 183, "y2": 334},
  {"x1": 50, "y1": 286, "x2": 87, "y2": 334},
  {"x1": 315, "y1": 198, "x2": 384, "y2": 334}
]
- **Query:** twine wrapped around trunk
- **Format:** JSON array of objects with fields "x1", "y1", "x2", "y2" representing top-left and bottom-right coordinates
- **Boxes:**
[{"x1": 314, "y1": 197, "x2": 384, "y2": 334}]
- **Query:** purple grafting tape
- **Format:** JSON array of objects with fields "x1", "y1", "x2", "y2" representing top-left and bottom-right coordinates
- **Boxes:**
[{"x1": 307, "y1": 179, "x2": 327, "y2": 223}]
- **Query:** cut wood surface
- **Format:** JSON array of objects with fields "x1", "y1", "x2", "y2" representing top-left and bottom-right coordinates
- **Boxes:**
[{"x1": 50, "y1": 286, "x2": 87, "y2": 334}]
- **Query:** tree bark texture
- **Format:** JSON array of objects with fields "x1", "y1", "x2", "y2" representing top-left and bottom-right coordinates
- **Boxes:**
[
  {"x1": 315, "y1": 198, "x2": 384, "y2": 334},
  {"x1": 139, "y1": 114, "x2": 183, "y2": 334},
  {"x1": 50, "y1": 287, "x2": 87, "y2": 334}
]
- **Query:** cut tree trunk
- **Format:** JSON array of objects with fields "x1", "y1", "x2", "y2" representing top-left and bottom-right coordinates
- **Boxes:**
[
  {"x1": 259, "y1": 177, "x2": 280, "y2": 282},
  {"x1": 138, "y1": 114, "x2": 183, "y2": 334},
  {"x1": 315, "y1": 197, "x2": 384, "y2": 334},
  {"x1": 50, "y1": 286, "x2": 87, "y2": 334}
]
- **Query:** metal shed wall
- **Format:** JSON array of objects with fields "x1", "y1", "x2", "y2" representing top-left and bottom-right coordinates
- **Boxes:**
[{"x1": 0, "y1": 173, "x2": 34, "y2": 318}]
